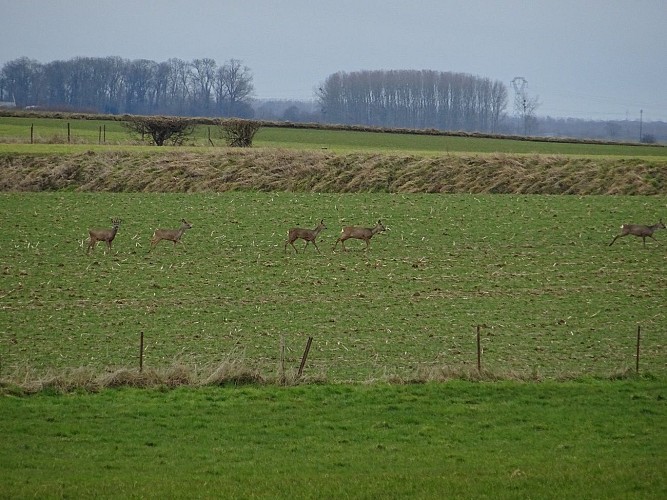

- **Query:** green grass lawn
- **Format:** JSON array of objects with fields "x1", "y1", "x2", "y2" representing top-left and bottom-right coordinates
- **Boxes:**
[{"x1": 1, "y1": 381, "x2": 665, "y2": 498}]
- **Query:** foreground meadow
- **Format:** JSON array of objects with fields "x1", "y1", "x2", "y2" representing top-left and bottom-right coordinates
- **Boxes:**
[
  {"x1": 1, "y1": 381, "x2": 665, "y2": 498},
  {"x1": 1, "y1": 192, "x2": 665, "y2": 383}
]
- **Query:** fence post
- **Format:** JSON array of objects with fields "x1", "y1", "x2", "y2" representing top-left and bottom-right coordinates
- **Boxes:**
[
  {"x1": 139, "y1": 331, "x2": 144, "y2": 372},
  {"x1": 298, "y1": 336, "x2": 313, "y2": 377},
  {"x1": 67, "y1": 122, "x2": 71, "y2": 143},
  {"x1": 476, "y1": 325, "x2": 482, "y2": 373},
  {"x1": 30, "y1": 124, "x2": 34, "y2": 144},
  {"x1": 280, "y1": 336, "x2": 286, "y2": 384},
  {"x1": 636, "y1": 325, "x2": 641, "y2": 374}
]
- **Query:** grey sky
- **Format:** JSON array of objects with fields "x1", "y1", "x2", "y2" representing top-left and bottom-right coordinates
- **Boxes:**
[{"x1": 1, "y1": 0, "x2": 666, "y2": 121}]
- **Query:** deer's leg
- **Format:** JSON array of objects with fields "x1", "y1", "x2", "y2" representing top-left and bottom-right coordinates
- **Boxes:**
[
  {"x1": 312, "y1": 240, "x2": 321, "y2": 253},
  {"x1": 609, "y1": 234, "x2": 623, "y2": 246},
  {"x1": 648, "y1": 235, "x2": 659, "y2": 244},
  {"x1": 290, "y1": 241, "x2": 299, "y2": 253}
]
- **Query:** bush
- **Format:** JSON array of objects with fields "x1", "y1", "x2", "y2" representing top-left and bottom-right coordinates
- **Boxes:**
[
  {"x1": 219, "y1": 119, "x2": 261, "y2": 147},
  {"x1": 122, "y1": 116, "x2": 196, "y2": 146}
]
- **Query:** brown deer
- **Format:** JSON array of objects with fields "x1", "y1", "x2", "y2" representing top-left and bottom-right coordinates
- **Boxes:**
[
  {"x1": 285, "y1": 219, "x2": 326, "y2": 254},
  {"x1": 334, "y1": 220, "x2": 386, "y2": 252},
  {"x1": 609, "y1": 220, "x2": 665, "y2": 247},
  {"x1": 149, "y1": 219, "x2": 193, "y2": 251},
  {"x1": 87, "y1": 218, "x2": 121, "y2": 254}
]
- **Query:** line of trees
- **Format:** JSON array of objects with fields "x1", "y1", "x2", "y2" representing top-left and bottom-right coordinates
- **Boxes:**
[
  {"x1": 0, "y1": 56, "x2": 255, "y2": 117},
  {"x1": 317, "y1": 70, "x2": 508, "y2": 132}
]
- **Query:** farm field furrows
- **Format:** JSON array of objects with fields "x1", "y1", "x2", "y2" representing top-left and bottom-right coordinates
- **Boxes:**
[{"x1": 1, "y1": 192, "x2": 665, "y2": 381}]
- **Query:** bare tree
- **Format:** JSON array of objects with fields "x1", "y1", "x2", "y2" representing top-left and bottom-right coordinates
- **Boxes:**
[
  {"x1": 190, "y1": 58, "x2": 217, "y2": 115},
  {"x1": 215, "y1": 59, "x2": 255, "y2": 117},
  {"x1": 0, "y1": 57, "x2": 43, "y2": 107}
]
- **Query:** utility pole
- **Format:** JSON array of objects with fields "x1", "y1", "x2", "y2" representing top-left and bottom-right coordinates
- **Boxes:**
[{"x1": 511, "y1": 77, "x2": 528, "y2": 135}]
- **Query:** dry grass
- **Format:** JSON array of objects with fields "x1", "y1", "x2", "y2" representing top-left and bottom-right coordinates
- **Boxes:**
[
  {"x1": 0, "y1": 362, "x2": 645, "y2": 395},
  {"x1": 1, "y1": 149, "x2": 665, "y2": 194},
  {"x1": 0, "y1": 359, "x2": 325, "y2": 395}
]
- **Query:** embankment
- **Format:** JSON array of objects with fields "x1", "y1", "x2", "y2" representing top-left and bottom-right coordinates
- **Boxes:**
[{"x1": 1, "y1": 149, "x2": 665, "y2": 194}]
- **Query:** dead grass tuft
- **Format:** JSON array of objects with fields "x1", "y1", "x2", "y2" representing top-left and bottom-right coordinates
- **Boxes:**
[{"x1": 203, "y1": 360, "x2": 266, "y2": 386}]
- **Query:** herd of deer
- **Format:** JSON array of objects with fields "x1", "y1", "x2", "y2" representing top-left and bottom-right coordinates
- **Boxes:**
[{"x1": 86, "y1": 217, "x2": 664, "y2": 255}]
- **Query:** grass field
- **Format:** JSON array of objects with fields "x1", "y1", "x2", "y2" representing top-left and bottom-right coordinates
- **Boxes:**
[
  {"x1": 1, "y1": 381, "x2": 665, "y2": 498},
  {"x1": 1, "y1": 192, "x2": 665, "y2": 384},
  {"x1": 1, "y1": 115, "x2": 666, "y2": 497},
  {"x1": 2, "y1": 115, "x2": 667, "y2": 157}
]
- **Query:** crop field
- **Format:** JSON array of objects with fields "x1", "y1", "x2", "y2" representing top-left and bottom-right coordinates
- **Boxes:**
[
  {"x1": 1, "y1": 191, "x2": 665, "y2": 383},
  {"x1": 1, "y1": 116, "x2": 666, "y2": 498}
]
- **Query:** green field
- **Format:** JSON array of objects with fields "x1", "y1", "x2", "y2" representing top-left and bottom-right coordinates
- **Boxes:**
[
  {"x1": 1, "y1": 192, "x2": 665, "y2": 382},
  {"x1": 2, "y1": 114, "x2": 667, "y2": 157},
  {"x1": 1, "y1": 381, "x2": 665, "y2": 498},
  {"x1": 1, "y1": 116, "x2": 666, "y2": 498}
]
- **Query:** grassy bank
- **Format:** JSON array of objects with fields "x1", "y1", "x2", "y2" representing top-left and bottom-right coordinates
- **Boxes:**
[
  {"x1": 1, "y1": 381, "x2": 665, "y2": 498},
  {"x1": 1, "y1": 149, "x2": 666, "y2": 194}
]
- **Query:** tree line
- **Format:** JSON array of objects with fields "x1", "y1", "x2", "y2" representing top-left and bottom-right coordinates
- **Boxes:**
[
  {"x1": 317, "y1": 70, "x2": 508, "y2": 133},
  {"x1": 2, "y1": 57, "x2": 664, "y2": 142},
  {"x1": 0, "y1": 56, "x2": 255, "y2": 117}
]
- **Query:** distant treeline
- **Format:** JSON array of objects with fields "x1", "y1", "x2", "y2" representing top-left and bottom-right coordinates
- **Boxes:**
[
  {"x1": 317, "y1": 70, "x2": 508, "y2": 133},
  {"x1": 1, "y1": 57, "x2": 665, "y2": 143},
  {"x1": 0, "y1": 56, "x2": 255, "y2": 117}
]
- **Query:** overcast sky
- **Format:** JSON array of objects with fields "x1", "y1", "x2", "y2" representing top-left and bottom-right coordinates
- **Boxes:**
[{"x1": 1, "y1": 0, "x2": 666, "y2": 121}]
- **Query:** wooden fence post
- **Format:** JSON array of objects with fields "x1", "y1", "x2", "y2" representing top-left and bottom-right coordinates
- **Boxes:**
[
  {"x1": 636, "y1": 325, "x2": 641, "y2": 374},
  {"x1": 139, "y1": 331, "x2": 144, "y2": 372},
  {"x1": 298, "y1": 337, "x2": 313, "y2": 377},
  {"x1": 476, "y1": 325, "x2": 482, "y2": 373},
  {"x1": 280, "y1": 336, "x2": 286, "y2": 384},
  {"x1": 30, "y1": 124, "x2": 34, "y2": 144},
  {"x1": 67, "y1": 122, "x2": 71, "y2": 143}
]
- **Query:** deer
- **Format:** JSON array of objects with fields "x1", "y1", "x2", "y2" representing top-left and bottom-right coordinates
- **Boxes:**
[
  {"x1": 284, "y1": 219, "x2": 326, "y2": 254},
  {"x1": 87, "y1": 218, "x2": 121, "y2": 254},
  {"x1": 149, "y1": 219, "x2": 193, "y2": 251},
  {"x1": 609, "y1": 220, "x2": 665, "y2": 247},
  {"x1": 333, "y1": 220, "x2": 386, "y2": 252}
]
